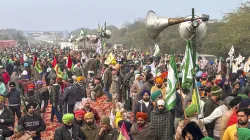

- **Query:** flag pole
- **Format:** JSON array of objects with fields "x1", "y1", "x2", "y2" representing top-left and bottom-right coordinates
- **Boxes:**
[{"x1": 178, "y1": 82, "x2": 187, "y2": 119}]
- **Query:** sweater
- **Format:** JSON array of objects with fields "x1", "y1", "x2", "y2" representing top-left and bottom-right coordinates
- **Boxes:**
[
  {"x1": 201, "y1": 105, "x2": 229, "y2": 137},
  {"x1": 5, "y1": 88, "x2": 21, "y2": 105},
  {"x1": 222, "y1": 124, "x2": 237, "y2": 140}
]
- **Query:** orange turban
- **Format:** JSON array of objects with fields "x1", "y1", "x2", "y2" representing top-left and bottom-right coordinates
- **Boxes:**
[
  {"x1": 136, "y1": 112, "x2": 148, "y2": 120},
  {"x1": 155, "y1": 77, "x2": 163, "y2": 84},
  {"x1": 28, "y1": 84, "x2": 35, "y2": 90}
]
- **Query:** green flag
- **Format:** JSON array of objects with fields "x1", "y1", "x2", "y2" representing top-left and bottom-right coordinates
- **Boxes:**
[
  {"x1": 165, "y1": 54, "x2": 178, "y2": 110},
  {"x1": 182, "y1": 40, "x2": 194, "y2": 90}
]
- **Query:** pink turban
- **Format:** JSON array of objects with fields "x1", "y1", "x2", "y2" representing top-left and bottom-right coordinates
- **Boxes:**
[{"x1": 82, "y1": 98, "x2": 91, "y2": 106}]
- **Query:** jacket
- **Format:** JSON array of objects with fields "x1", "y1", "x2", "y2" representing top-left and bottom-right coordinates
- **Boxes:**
[
  {"x1": 174, "y1": 92, "x2": 184, "y2": 118},
  {"x1": 219, "y1": 109, "x2": 233, "y2": 138},
  {"x1": 130, "y1": 123, "x2": 155, "y2": 140},
  {"x1": 103, "y1": 68, "x2": 112, "y2": 86},
  {"x1": 81, "y1": 123, "x2": 100, "y2": 140},
  {"x1": 85, "y1": 58, "x2": 97, "y2": 74},
  {"x1": 83, "y1": 107, "x2": 100, "y2": 124},
  {"x1": 54, "y1": 124, "x2": 85, "y2": 140},
  {"x1": 50, "y1": 84, "x2": 60, "y2": 106},
  {"x1": 1, "y1": 71, "x2": 10, "y2": 85},
  {"x1": 74, "y1": 67, "x2": 83, "y2": 77},
  {"x1": 0, "y1": 83, "x2": 6, "y2": 95},
  {"x1": 62, "y1": 84, "x2": 77, "y2": 105},
  {"x1": 95, "y1": 126, "x2": 118, "y2": 140},
  {"x1": 0, "y1": 106, "x2": 14, "y2": 137},
  {"x1": 18, "y1": 113, "x2": 46, "y2": 139},
  {"x1": 5, "y1": 88, "x2": 21, "y2": 105},
  {"x1": 110, "y1": 75, "x2": 120, "y2": 94},
  {"x1": 201, "y1": 104, "x2": 229, "y2": 137},
  {"x1": 74, "y1": 83, "x2": 86, "y2": 101},
  {"x1": 134, "y1": 100, "x2": 154, "y2": 122},
  {"x1": 91, "y1": 84, "x2": 102, "y2": 98},
  {"x1": 203, "y1": 97, "x2": 219, "y2": 129},
  {"x1": 150, "y1": 107, "x2": 174, "y2": 140}
]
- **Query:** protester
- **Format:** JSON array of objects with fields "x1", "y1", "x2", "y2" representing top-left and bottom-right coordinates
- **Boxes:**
[
  {"x1": 81, "y1": 112, "x2": 100, "y2": 140},
  {"x1": 18, "y1": 102, "x2": 46, "y2": 140},
  {"x1": 73, "y1": 109, "x2": 86, "y2": 127},
  {"x1": 95, "y1": 116, "x2": 119, "y2": 140},
  {"x1": 54, "y1": 113, "x2": 85, "y2": 140},
  {"x1": 82, "y1": 98, "x2": 100, "y2": 124}
]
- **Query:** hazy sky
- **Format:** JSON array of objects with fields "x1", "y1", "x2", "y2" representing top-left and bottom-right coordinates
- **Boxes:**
[{"x1": 0, "y1": 0, "x2": 246, "y2": 31}]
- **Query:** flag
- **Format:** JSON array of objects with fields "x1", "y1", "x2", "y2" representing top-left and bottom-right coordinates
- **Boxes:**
[
  {"x1": 52, "y1": 56, "x2": 57, "y2": 68},
  {"x1": 33, "y1": 56, "x2": 42, "y2": 74},
  {"x1": 105, "y1": 53, "x2": 116, "y2": 65},
  {"x1": 118, "y1": 122, "x2": 130, "y2": 140},
  {"x1": 23, "y1": 53, "x2": 28, "y2": 61},
  {"x1": 52, "y1": 56, "x2": 63, "y2": 78},
  {"x1": 199, "y1": 56, "x2": 208, "y2": 69},
  {"x1": 228, "y1": 45, "x2": 234, "y2": 56},
  {"x1": 153, "y1": 43, "x2": 161, "y2": 57},
  {"x1": 165, "y1": 54, "x2": 178, "y2": 111},
  {"x1": 236, "y1": 53, "x2": 245, "y2": 66},
  {"x1": 217, "y1": 58, "x2": 221, "y2": 73},
  {"x1": 244, "y1": 57, "x2": 250, "y2": 73},
  {"x1": 182, "y1": 40, "x2": 194, "y2": 90},
  {"x1": 96, "y1": 39, "x2": 101, "y2": 54},
  {"x1": 67, "y1": 54, "x2": 73, "y2": 69},
  {"x1": 191, "y1": 82, "x2": 201, "y2": 114}
]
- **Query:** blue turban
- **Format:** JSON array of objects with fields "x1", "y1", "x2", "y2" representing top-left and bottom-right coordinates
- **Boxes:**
[
  {"x1": 141, "y1": 90, "x2": 151, "y2": 97},
  {"x1": 24, "y1": 63, "x2": 28, "y2": 67}
]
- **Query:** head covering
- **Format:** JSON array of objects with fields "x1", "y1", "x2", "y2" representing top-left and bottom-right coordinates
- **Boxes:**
[
  {"x1": 211, "y1": 86, "x2": 222, "y2": 96},
  {"x1": 100, "y1": 116, "x2": 110, "y2": 125},
  {"x1": 196, "y1": 71, "x2": 202, "y2": 78},
  {"x1": 0, "y1": 96, "x2": 5, "y2": 102},
  {"x1": 210, "y1": 60, "x2": 213, "y2": 65},
  {"x1": 146, "y1": 73, "x2": 153, "y2": 81},
  {"x1": 237, "y1": 128, "x2": 250, "y2": 140},
  {"x1": 62, "y1": 113, "x2": 74, "y2": 124},
  {"x1": 118, "y1": 120, "x2": 132, "y2": 132},
  {"x1": 26, "y1": 102, "x2": 37, "y2": 110},
  {"x1": 24, "y1": 63, "x2": 28, "y2": 67},
  {"x1": 201, "y1": 137, "x2": 215, "y2": 140},
  {"x1": 202, "y1": 73, "x2": 207, "y2": 78},
  {"x1": 47, "y1": 67, "x2": 52, "y2": 73},
  {"x1": 223, "y1": 96, "x2": 235, "y2": 106},
  {"x1": 151, "y1": 90, "x2": 162, "y2": 101},
  {"x1": 232, "y1": 82, "x2": 239, "y2": 88},
  {"x1": 157, "y1": 99, "x2": 165, "y2": 106},
  {"x1": 25, "y1": 75, "x2": 30, "y2": 79},
  {"x1": 141, "y1": 90, "x2": 151, "y2": 97},
  {"x1": 239, "y1": 99, "x2": 250, "y2": 108},
  {"x1": 155, "y1": 77, "x2": 163, "y2": 84},
  {"x1": 185, "y1": 104, "x2": 198, "y2": 117},
  {"x1": 37, "y1": 80, "x2": 43, "y2": 85},
  {"x1": 74, "y1": 110, "x2": 86, "y2": 118},
  {"x1": 56, "y1": 77, "x2": 62, "y2": 82},
  {"x1": 9, "y1": 82, "x2": 16, "y2": 87},
  {"x1": 28, "y1": 84, "x2": 35, "y2": 90},
  {"x1": 84, "y1": 112, "x2": 94, "y2": 120},
  {"x1": 229, "y1": 96, "x2": 242, "y2": 107},
  {"x1": 135, "y1": 74, "x2": 140, "y2": 80},
  {"x1": 134, "y1": 70, "x2": 140, "y2": 75},
  {"x1": 160, "y1": 72, "x2": 168, "y2": 80},
  {"x1": 136, "y1": 112, "x2": 148, "y2": 120},
  {"x1": 76, "y1": 76, "x2": 84, "y2": 82},
  {"x1": 22, "y1": 70, "x2": 28, "y2": 76},
  {"x1": 82, "y1": 98, "x2": 91, "y2": 106}
]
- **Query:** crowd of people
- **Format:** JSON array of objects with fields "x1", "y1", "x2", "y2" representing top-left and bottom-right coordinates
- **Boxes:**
[{"x1": 0, "y1": 44, "x2": 249, "y2": 140}]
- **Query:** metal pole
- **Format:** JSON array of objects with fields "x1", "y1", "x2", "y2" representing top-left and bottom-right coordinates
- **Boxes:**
[{"x1": 191, "y1": 8, "x2": 197, "y2": 89}]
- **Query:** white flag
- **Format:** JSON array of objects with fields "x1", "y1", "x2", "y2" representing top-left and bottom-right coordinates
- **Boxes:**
[
  {"x1": 228, "y1": 45, "x2": 234, "y2": 56},
  {"x1": 200, "y1": 56, "x2": 208, "y2": 69},
  {"x1": 153, "y1": 43, "x2": 161, "y2": 57}
]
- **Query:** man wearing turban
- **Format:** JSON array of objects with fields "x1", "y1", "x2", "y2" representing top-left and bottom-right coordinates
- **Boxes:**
[
  {"x1": 134, "y1": 90, "x2": 154, "y2": 122},
  {"x1": 130, "y1": 112, "x2": 155, "y2": 139},
  {"x1": 82, "y1": 98, "x2": 100, "y2": 124},
  {"x1": 0, "y1": 96, "x2": 15, "y2": 139},
  {"x1": 18, "y1": 102, "x2": 46, "y2": 140},
  {"x1": 150, "y1": 77, "x2": 167, "y2": 99},
  {"x1": 150, "y1": 99, "x2": 174, "y2": 140},
  {"x1": 73, "y1": 110, "x2": 86, "y2": 127},
  {"x1": 81, "y1": 112, "x2": 100, "y2": 140},
  {"x1": 54, "y1": 113, "x2": 85, "y2": 140}
]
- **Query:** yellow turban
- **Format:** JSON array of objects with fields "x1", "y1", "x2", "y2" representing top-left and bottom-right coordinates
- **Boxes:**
[
  {"x1": 62, "y1": 113, "x2": 74, "y2": 124},
  {"x1": 0, "y1": 96, "x2": 5, "y2": 102},
  {"x1": 84, "y1": 112, "x2": 94, "y2": 120},
  {"x1": 76, "y1": 76, "x2": 84, "y2": 82}
]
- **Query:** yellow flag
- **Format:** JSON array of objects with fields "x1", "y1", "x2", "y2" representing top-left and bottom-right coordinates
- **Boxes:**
[{"x1": 105, "y1": 53, "x2": 115, "y2": 65}]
